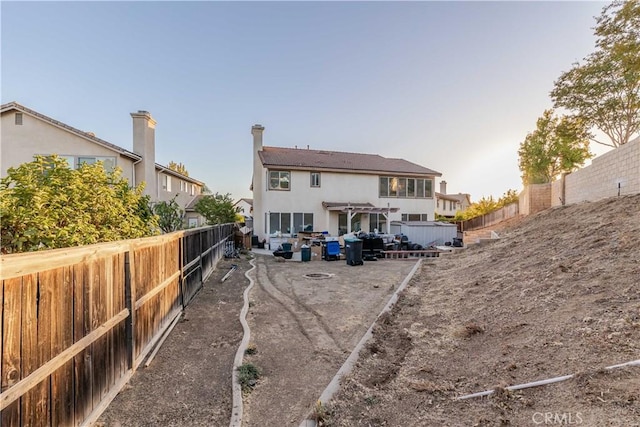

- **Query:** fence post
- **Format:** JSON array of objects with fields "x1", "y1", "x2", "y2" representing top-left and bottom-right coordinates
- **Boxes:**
[
  {"x1": 124, "y1": 251, "x2": 135, "y2": 369},
  {"x1": 179, "y1": 235, "x2": 185, "y2": 309},
  {"x1": 198, "y1": 230, "x2": 204, "y2": 290}
]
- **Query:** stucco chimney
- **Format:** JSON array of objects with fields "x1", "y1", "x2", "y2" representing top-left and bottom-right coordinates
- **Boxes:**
[
  {"x1": 251, "y1": 124, "x2": 265, "y2": 239},
  {"x1": 131, "y1": 110, "x2": 157, "y2": 198},
  {"x1": 440, "y1": 180, "x2": 447, "y2": 195},
  {"x1": 252, "y1": 124, "x2": 264, "y2": 152}
]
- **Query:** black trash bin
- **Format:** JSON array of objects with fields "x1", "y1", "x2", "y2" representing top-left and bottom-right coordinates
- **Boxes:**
[
  {"x1": 345, "y1": 238, "x2": 363, "y2": 266},
  {"x1": 301, "y1": 246, "x2": 311, "y2": 262}
]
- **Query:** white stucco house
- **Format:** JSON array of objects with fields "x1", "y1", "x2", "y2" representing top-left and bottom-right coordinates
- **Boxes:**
[
  {"x1": 435, "y1": 181, "x2": 471, "y2": 218},
  {"x1": 250, "y1": 124, "x2": 443, "y2": 242},
  {"x1": 233, "y1": 198, "x2": 253, "y2": 217},
  {"x1": 1, "y1": 102, "x2": 207, "y2": 227}
]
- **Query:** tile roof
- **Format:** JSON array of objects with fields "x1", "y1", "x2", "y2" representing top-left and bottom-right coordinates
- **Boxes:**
[
  {"x1": 156, "y1": 164, "x2": 203, "y2": 185},
  {"x1": 185, "y1": 194, "x2": 206, "y2": 211},
  {"x1": 234, "y1": 198, "x2": 253, "y2": 206},
  {"x1": 259, "y1": 146, "x2": 441, "y2": 176},
  {"x1": 435, "y1": 192, "x2": 462, "y2": 201},
  {"x1": 1, "y1": 101, "x2": 141, "y2": 161},
  {"x1": 438, "y1": 193, "x2": 472, "y2": 204}
]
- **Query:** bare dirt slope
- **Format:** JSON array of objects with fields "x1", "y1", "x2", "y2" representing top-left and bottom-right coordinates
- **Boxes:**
[{"x1": 327, "y1": 194, "x2": 640, "y2": 426}]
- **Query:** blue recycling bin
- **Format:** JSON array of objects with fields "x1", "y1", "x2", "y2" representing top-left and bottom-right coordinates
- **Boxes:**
[{"x1": 323, "y1": 241, "x2": 340, "y2": 261}]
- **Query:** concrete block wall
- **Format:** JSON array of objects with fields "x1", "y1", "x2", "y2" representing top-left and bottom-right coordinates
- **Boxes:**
[
  {"x1": 519, "y1": 183, "x2": 551, "y2": 215},
  {"x1": 551, "y1": 179, "x2": 564, "y2": 207},
  {"x1": 564, "y1": 137, "x2": 639, "y2": 204}
]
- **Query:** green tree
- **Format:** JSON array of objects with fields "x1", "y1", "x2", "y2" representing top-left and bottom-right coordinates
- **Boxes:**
[
  {"x1": 497, "y1": 189, "x2": 519, "y2": 207},
  {"x1": 194, "y1": 192, "x2": 239, "y2": 225},
  {"x1": 551, "y1": 0, "x2": 640, "y2": 147},
  {"x1": 0, "y1": 156, "x2": 158, "y2": 253},
  {"x1": 152, "y1": 196, "x2": 184, "y2": 233},
  {"x1": 452, "y1": 196, "x2": 498, "y2": 221},
  {"x1": 518, "y1": 110, "x2": 593, "y2": 185},
  {"x1": 452, "y1": 190, "x2": 519, "y2": 222},
  {"x1": 167, "y1": 161, "x2": 189, "y2": 176},
  {"x1": 201, "y1": 184, "x2": 212, "y2": 195}
]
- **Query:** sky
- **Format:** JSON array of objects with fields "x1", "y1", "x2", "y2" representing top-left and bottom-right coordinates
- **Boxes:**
[{"x1": 1, "y1": 0, "x2": 611, "y2": 202}]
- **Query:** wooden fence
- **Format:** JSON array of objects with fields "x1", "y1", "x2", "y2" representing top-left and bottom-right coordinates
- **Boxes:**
[
  {"x1": 457, "y1": 202, "x2": 520, "y2": 232},
  {"x1": 0, "y1": 224, "x2": 233, "y2": 427}
]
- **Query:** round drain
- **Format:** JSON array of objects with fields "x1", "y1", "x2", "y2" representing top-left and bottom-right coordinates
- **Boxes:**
[{"x1": 303, "y1": 273, "x2": 334, "y2": 280}]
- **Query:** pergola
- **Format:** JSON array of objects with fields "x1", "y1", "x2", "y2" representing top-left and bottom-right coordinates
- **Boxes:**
[{"x1": 322, "y1": 202, "x2": 399, "y2": 235}]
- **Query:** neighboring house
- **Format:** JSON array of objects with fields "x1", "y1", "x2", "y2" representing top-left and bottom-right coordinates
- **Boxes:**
[
  {"x1": 1, "y1": 102, "x2": 206, "y2": 227},
  {"x1": 435, "y1": 181, "x2": 471, "y2": 218},
  {"x1": 234, "y1": 198, "x2": 253, "y2": 217},
  {"x1": 184, "y1": 195, "x2": 206, "y2": 228},
  {"x1": 250, "y1": 124, "x2": 442, "y2": 242}
]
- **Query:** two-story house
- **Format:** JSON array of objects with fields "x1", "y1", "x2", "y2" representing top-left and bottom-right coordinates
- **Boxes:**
[
  {"x1": 435, "y1": 181, "x2": 472, "y2": 218},
  {"x1": 1, "y1": 102, "x2": 206, "y2": 227},
  {"x1": 250, "y1": 124, "x2": 442, "y2": 242},
  {"x1": 233, "y1": 198, "x2": 253, "y2": 217}
]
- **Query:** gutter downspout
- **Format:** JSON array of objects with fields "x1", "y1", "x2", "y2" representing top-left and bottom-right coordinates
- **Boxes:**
[{"x1": 132, "y1": 157, "x2": 142, "y2": 188}]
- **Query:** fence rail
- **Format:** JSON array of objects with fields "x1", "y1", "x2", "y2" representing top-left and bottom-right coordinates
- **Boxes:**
[{"x1": 1, "y1": 224, "x2": 233, "y2": 427}]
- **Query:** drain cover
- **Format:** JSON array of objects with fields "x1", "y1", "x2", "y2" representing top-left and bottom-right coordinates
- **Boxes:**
[{"x1": 303, "y1": 273, "x2": 334, "y2": 279}]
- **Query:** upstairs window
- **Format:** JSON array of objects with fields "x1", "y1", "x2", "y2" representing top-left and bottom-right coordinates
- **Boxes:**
[
  {"x1": 49, "y1": 155, "x2": 116, "y2": 171},
  {"x1": 380, "y1": 176, "x2": 434, "y2": 199},
  {"x1": 269, "y1": 171, "x2": 290, "y2": 190},
  {"x1": 310, "y1": 172, "x2": 321, "y2": 188},
  {"x1": 15, "y1": 113, "x2": 23, "y2": 125},
  {"x1": 162, "y1": 174, "x2": 172, "y2": 191}
]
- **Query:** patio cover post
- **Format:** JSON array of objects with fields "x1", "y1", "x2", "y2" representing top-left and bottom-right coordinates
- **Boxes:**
[{"x1": 347, "y1": 206, "x2": 354, "y2": 234}]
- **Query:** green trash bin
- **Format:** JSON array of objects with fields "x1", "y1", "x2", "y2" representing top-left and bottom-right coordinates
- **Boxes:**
[
  {"x1": 301, "y1": 246, "x2": 311, "y2": 262},
  {"x1": 281, "y1": 242, "x2": 292, "y2": 251}
]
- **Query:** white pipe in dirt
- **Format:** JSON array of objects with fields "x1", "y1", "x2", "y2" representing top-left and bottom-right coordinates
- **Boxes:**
[
  {"x1": 299, "y1": 259, "x2": 424, "y2": 427},
  {"x1": 456, "y1": 359, "x2": 640, "y2": 400},
  {"x1": 229, "y1": 258, "x2": 257, "y2": 427}
]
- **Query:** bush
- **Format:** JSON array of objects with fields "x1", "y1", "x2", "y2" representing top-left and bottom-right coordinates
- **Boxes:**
[
  {"x1": 237, "y1": 363, "x2": 260, "y2": 392},
  {"x1": 0, "y1": 155, "x2": 158, "y2": 253}
]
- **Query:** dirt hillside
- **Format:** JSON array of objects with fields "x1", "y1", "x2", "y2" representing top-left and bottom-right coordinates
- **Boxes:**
[{"x1": 327, "y1": 194, "x2": 640, "y2": 426}]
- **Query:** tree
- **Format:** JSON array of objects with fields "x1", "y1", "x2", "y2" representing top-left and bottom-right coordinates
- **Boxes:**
[
  {"x1": 518, "y1": 110, "x2": 593, "y2": 184},
  {"x1": 0, "y1": 156, "x2": 158, "y2": 253},
  {"x1": 167, "y1": 161, "x2": 189, "y2": 176},
  {"x1": 194, "y1": 192, "x2": 239, "y2": 225},
  {"x1": 497, "y1": 189, "x2": 519, "y2": 207},
  {"x1": 152, "y1": 196, "x2": 184, "y2": 233},
  {"x1": 551, "y1": 0, "x2": 640, "y2": 147}
]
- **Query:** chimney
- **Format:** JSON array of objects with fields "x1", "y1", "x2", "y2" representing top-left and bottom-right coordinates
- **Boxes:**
[
  {"x1": 251, "y1": 124, "x2": 265, "y2": 240},
  {"x1": 131, "y1": 110, "x2": 157, "y2": 198},
  {"x1": 439, "y1": 180, "x2": 447, "y2": 195},
  {"x1": 252, "y1": 124, "x2": 264, "y2": 153}
]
